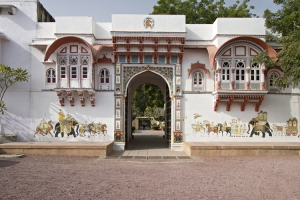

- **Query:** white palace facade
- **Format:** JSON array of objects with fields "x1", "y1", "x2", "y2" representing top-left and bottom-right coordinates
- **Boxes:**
[{"x1": 0, "y1": 0, "x2": 299, "y2": 150}]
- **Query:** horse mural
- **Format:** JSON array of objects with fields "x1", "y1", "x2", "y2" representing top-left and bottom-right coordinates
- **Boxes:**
[
  {"x1": 34, "y1": 119, "x2": 53, "y2": 137},
  {"x1": 217, "y1": 122, "x2": 231, "y2": 137},
  {"x1": 79, "y1": 122, "x2": 107, "y2": 137},
  {"x1": 205, "y1": 123, "x2": 218, "y2": 137},
  {"x1": 191, "y1": 122, "x2": 205, "y2": 136}
]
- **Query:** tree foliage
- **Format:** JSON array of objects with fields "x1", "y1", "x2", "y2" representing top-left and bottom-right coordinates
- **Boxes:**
[
  {"x1": 0, "y1": 64, "x2": 29, "y2": 114},
  {"x1": 263, "y1": 0, "x2": 300, "y2": 88},
  {"x1": 151, "y1": 0, "x2": 256, "y2": 24},
  {"x1": 132, "y1": 84, "x2": 164, "y2": 120}
]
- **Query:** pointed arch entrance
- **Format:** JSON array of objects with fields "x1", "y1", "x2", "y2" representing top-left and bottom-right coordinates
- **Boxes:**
[{"x1": 113, "y1": 64, "x2": 183, "y2": 151}]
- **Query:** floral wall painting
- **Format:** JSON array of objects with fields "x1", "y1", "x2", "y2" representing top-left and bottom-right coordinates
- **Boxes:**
[
  {"x1": 176, "y1": 77, "x2": 181, "y2": 85},
  {"x1": 33, "y1": 110, "x2": 108, "y2": 139},
  {"x1": 116, "y1": 76, "x2": 120, "y2": 84},
  {"x1": 189, "y1": 110, "x2": 299, "y2": 139},
  {"x1": 176, "y1": 100, "x2": 181, "y2": 109},
  {"x1": 116, "y1": 65, "x2": 120, "y2": 74},
  {"x1": 116, "y1": 99, "x2": 121, "y2": 108},
  {"x1": 176, "y1": 65, "x2": 181, "y2": 75},
  {"x1": 116, "y1": 109, "x2": 120, "y2": 119},
  {"x1": 176, "y1": 111, "x2": 181, "y2": 120},
  {"x1": 116, "y1": 120, "x2": 120, "y2": 129},
  {"x1": 176, "y1": 121, "x2": 181, "y2": 130}
]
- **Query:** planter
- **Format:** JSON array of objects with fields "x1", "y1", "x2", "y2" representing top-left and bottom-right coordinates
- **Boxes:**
[{"x1": 0, "y1": 134, "x2": 17, "y2": 144}]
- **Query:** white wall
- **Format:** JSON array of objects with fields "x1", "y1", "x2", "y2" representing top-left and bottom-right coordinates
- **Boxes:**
[
  {"x1": 112, "y1": 14, "x2": 186, "y2": 32},
  {"x1": 183, "y1": 94, "x2": 299, "y2": 142}
]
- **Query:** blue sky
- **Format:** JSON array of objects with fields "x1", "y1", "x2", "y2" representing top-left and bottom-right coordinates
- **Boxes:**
[{"x1": 39, "y1": 0, "x2": 281, "y2": 22}]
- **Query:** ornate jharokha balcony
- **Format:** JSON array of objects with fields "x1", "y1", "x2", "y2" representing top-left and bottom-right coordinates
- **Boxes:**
[
  {"x1": 55, "y1": 88, "x2": 95, "y2": 107},
  {"x1": 212, "y1": 90, "x2": 268, "y2": 112}
]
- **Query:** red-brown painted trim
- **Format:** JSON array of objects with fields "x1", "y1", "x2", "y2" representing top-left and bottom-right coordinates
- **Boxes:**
[
  {"x1": 188, "y1": 61, "x2": 210, "y2": 78},
  {"x1": 212, "y1": 36, "x2": 277, "y2": 69},
  {"x1": 44, "y1": 36, "x2": 96, "y2": 63}
]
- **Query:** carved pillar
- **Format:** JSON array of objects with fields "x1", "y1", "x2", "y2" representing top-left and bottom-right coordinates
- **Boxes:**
[
  {"x1": 246, "y1": 68, "x2": 250, "y2": 90},
  {"x1": 261, "y1": 67, "x2": 266, "y2": 90},
  {"x1": 67, "y1": 65, "x2": 70, "y2": 88},
  {"x1": 126, "y1": 53, "x2": 130, "y2": 64},
  {"x1": 139, "y1": 53, "x2": 143, "y2": 64},
  {"x1": 231, "y1": 68, "x2": 235, "y2": 90},
  {"x1": 216, "y1": 68, "x2": 221, "y2": 90}
]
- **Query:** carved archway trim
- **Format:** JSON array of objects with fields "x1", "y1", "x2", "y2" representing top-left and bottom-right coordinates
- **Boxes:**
[
  {"x1": 188, "y1": 61, "x2": 210, "y2": 78},
  {"x1": 123, "y1": 65, "x2": 173, "y2": 97}
]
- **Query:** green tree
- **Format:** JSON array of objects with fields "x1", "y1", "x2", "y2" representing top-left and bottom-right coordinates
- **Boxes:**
[
  {"x1": 0, "y1": 64, "x2": 29, "y2": 114},
  {"x1": 132, "y1": 84, "x2": 164, "y2": 119},
  {"x1": 263, "y1": 0, "x2": 300, "y2": 88},
  {"x1": 152, "y1": 0, "x2": 256, "y2": 24}
]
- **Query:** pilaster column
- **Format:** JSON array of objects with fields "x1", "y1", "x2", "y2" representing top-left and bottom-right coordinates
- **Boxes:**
[
  {"x1": 261, "y1": 65, "x2": 266, "y2": 90},
  {"x1": 231, "y1": 68, "x2": 235, "y2": 90},
  {"x1": 246, "y1": 68, "x2": 250, "y2": 90}
]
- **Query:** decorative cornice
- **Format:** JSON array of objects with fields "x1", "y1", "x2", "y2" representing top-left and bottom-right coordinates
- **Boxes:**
[
  {"x1": 185, "y1": 34, "x2": 266, "y2": 43},
  {"x1": 55, "y1": 33, "x2": 97, "y2": 40},
  {"x1": 111, "y1": 31, "x2": 186, "y2": 37}
]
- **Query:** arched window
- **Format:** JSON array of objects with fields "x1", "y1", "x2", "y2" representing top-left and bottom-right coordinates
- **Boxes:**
[
  {"x1": 193, "y1": 71, "x2": 204, "y2": 91},
  {"x1": 268, "y1": 71, "x2": 280, "y2": 93},
  {"x1": 46, "y1": 68, "x2": 55, "y2": 84},
  {"x1": 99, "y1": 68, "x2": 111, "y2": 90}
]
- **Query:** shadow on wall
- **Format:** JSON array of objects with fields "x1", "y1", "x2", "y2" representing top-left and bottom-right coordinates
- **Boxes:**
[{"x1": 0, "y1": 112, "x2": 33, "y2": 142}]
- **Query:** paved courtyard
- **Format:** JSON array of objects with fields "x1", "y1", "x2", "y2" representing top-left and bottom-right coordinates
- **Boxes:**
[
  {"x1": 1, "y1": 131, "x2": 300, "y2": 199},
  {"x1": 1, "y1": 156, "x2": 300, "y2": 199}
]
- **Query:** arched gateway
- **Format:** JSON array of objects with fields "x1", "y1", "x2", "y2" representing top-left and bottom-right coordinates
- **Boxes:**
[{"x1": 113, "y1": 64, "x2": 183, "y2": 151}]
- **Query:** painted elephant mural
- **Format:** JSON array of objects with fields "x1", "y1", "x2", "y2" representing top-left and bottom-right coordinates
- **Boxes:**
[
  {"x1": 189, "y1": 110, "x2": 298, "y2": 139},
  {"x1": 33, "y1": 109, "x2": 108, "y2": 139}
]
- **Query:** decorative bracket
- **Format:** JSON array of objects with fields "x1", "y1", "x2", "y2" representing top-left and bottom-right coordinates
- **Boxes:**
[
  {"x1": 66, "y1": 91, "x2": 74, "y2": 106},
  {"x1": 241, "y1": 96, "x2": 249, "y2": 111},
  {"x1": 88, "y1": 91, "x2": 95, "y2": 107},
  {"x1": 226, "y1": 96, "x2": 234, "y2": 111},
  {"x1": 255, "y1": 96, "x2": 264, "y2": 112},
  {"x1": 56, "y1": 91, "x2": 64, "y2": 106},
  {"x1": 77, "y1": 91, "x2": 85, "y2": 107},
  {"x1": 214, "y1": 95, "x2": 220, "y2": 111}
]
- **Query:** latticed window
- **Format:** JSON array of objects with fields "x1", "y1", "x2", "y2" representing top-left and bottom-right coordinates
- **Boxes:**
[
  {"x1": 193, "y1": 72, "x2": 203, "y2": 89},
  {"x1": 144, "y1": 55, "x2": 152, "y2": 63},
  {"x1": 251, "y1": 63, "x2": 260, "y2": 81},
  {"x1": 119, "y1": 55, "x2": 126, "y2": 63},
  {"x1": 158, "y1": 55, "x2": 166, "y2": 64},
  {"x1": 100, "y1": 69, "x2": 110, "y2": 83},
  {"x1": 236, "y1": 62, "x2": 245, "y2": 81},
  {"x1": 131, "y1": 55, "x2": 138, "y2": 63},
  {"x1": 46, "y1": 68, "x2": 55, "y2": 83},
  {"x1": 222, "y1": 61, "x2": 230, "y2": 81},
  {"x1": 82, "y1": 66, "x2": 88, "y2": 79},
  {"x1": 171, "y1": 56, "x2": 178, "y2": 64},
  {"x1": 61, "y1": 66, "x2": 66, "y2": 78},
  {"x1": 71, "y1": 67, "x2": 77, "y2": 78}
]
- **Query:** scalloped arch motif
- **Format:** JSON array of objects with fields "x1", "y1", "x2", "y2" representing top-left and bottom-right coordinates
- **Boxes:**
[
  {"x1": 122, "y1": 65, "x2": 173, "y2": 91},
  {"x1": 188, "y1": 61, "x2": 210, "y2": 78}
]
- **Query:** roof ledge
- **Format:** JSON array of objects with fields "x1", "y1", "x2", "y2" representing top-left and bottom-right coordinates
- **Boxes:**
[{"x1": 0, "y1": 5, "x2": 17, "y2": 15}]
